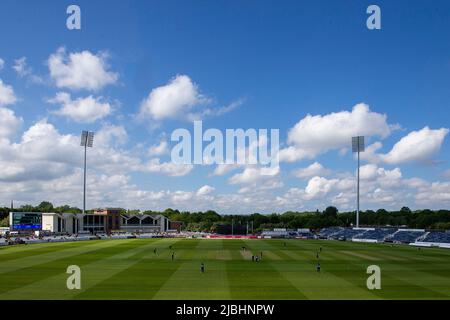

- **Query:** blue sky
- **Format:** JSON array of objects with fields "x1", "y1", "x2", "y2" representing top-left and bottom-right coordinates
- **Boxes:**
[{"x1": 0, "y1": 0, "x2": 449, "y2": 213}]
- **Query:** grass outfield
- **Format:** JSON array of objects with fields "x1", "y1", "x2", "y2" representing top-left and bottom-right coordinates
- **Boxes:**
[{"x1": 0, "y1": 238, "x2": 450, "y2": 300}]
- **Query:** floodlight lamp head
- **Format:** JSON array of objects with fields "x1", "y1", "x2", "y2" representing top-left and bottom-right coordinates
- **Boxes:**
[
  {"x1": 80, "y1": 131, "x2": 95, "y2": 147},
  {"x1": 352, "y1": 136, "x2": 365, "y2": 153}
]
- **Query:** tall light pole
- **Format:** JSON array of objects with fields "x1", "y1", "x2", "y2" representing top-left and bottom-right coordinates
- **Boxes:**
[
  {"x1": 80, "y1": 131, "x2": 94, "y2": 214},
  {"x1": 352, "y1": 136, "x2": 365, "y2": 228}
]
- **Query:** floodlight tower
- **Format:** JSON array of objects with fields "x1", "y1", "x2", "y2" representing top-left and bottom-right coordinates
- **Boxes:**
[
  {"x1": 352, "y1": 136, "x2": 365, "y2": 228},
  {"x1": 80, "y1": 131, "x2": 94, "y2": 214}
]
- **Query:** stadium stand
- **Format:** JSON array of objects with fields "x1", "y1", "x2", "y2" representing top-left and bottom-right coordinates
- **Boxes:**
[
  {"x1": 353, "y1": 228, "x2": 397, "y2": 242},
  {"x1": 2, "y1": 226, "x2": 449, "y2": 249},
  {"x1": 317, "y1": 227, "x2": 344, "y2": 239},
  {"x1": 413, "y1": 231, "x2": 450, "y2": 249},
  {"x1": 110, "y1": 232, "x2": 135, "y2": 239},
  {"x1": 296, "y1": 230, "x2": 315, "y2": 239},
  {"x1": 260, "y1": 229, "x2": 316, "y2": 239},
  {"x1": 386, "y1": 229, "x2": 426, "y2": 243},
  {"x1": 261, "y1": 230, "x2": 289, "y2": 238},
  {"x1": 330, "y1": 228, "x2": 366, "y2": 240},
  {"x1": 422, "y1": 231, "x2": 450, "y2": 244}
]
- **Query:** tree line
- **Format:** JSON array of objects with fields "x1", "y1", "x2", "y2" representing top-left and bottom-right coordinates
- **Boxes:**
[{"x1": 1, "y1": 202, "x2": 450, "y2": 231}]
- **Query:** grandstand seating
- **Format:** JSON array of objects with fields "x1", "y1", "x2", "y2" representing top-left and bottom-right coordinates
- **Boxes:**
[
  {"x1": 2, "y1": 228, "x2": 450, "y2": 248},
  {"x1": 261, "y1": 230, "x2": 315, "y2": 238},
  {"x1": 317, "y1": 227, "x2": 343, "y2": 238},
  {"x1": 110, "y1": 233, "x2": 133, "y2": 239},
  {"x1": 386, "y1": 230, "x2": 426, "y2": 243},
  {"x1": 330, "y1": 228, "x2": 366, "y2": 240},
  {"x1": 261, "y1": 230, "x2": 289, "y2": 237},
  {"x1": 296, "y1": 231, "x2": 315, "y2": 239},
  {"x1": 353, "y1": 229, "x2": 397, "y2": 241},
  {"x1": 422, "y1": 231, "x2": 450, "y2": 244}
]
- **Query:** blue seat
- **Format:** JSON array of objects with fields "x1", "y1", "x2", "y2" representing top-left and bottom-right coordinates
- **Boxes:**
[{"x1": 422, "y1": 232, "x2": 450, "y2": 243}]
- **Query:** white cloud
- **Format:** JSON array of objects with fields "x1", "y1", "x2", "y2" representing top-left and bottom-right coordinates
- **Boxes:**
[
  {"x1": 200, "y1": 97, "x2": 245, "y2": 118},
  {"x1": 416, "y1": 181, "x2": 450, "y2": 205},
  {"x1": 359, "y1": 164, "x2": 402, "y2": 189},
  {"x1": 0, "y1": 107, "x2": 23, "y2": 139},
  {"x1": 359, "y1": 164, "x2": 379, "y2": 180},
  {"x1": 49, "y1": 92, "x2": 112, "y2": 123},
  {"x1": 274, "y1": 163, "x2": 424, "y2": 211},
  {"x1": 171, "y1": 190, "x2": 194, "y2": 203},
  {"x1": 403, "y1": 177, "x2": 429, "y2": 189},
  {"x1": 1, "y1": 138, "x2": 449, "y2": 212},
  {"x1": 0, "y1": 120, "x2": 81, "y2": 183},
  {"x1": 0, "y1": 117, "x2": 197, "y2": 187},
  {"x1": 378, "y1": 127, "x2": 449, "y2": 164},
  {"x1": 212, "y1": 164, "x2": 241, "y2": 176},
  {"x1": 0, "y1": 58, "x2": 4, "y2": 71},
  {"x1": 0, "y1": 170, "x2": 151, "y2": 209},
  {"x1": 304, "y1": 176, "x2": 339, "y2": 200},
  {"x1": 148, "y1": 140, "x2": 169, "y2": 156},
  {"x1": 95, "y1": 124, "x2": 127, "y2": 147},
  {"x1": 293, "y1": 162, "x2": 331, "y2": 179},
  {"x1": 139, "y1": 75, "x2": 243, "y2": 122},
  {"x1": 276, "y1": 182, "x2": 348, "y2": 209},
  {"x1": 370, "y1": 188, "x2": 396, "y2": 204},
  {"x1": 0, "y1": 120, "x2": 139, "y2": 183},
  {"x1": 359, "y1": 141, "x2": 383, "y2": 163},
  {"x1": 1, "y1": 93, "x2": 449, "y2": 212},
  {"x1": 13, "y1": 57, "x2": 31, "y2": 77},
  {"x1": 0, "y1": 168, "x2": 278, "y2": 212},
  {"x1": 48, "y1": 47, "x2": 118, "y2": 91},
  {"x1": 274, "y1": 188, "x2": 304, "y2": 208},
  {"x1": 141, "y1": 158, "x2": 193, "y2": 177},
  {"x1": 0, "y1": 79, "x2": 17, "y2": 106},
  {"x1": 196, "y1": 185, "x2": 215, "y2": 196},
  {"x1": 227, "y1": 165, "x2": 282, "y2": 195},
  {"x1": 12, "y1": 57, "x2": 44, "y2": 84},
  {"x1": 0, "y1": 121, "x2": 281, "y2": 212},
  {"x1": 139, "y1": 74, "x2": 206, "y2": 121},
  {"x1": 280, "y1": 103, "x2": 393, "y2": 162},
  {"x1": 229, "y1": 166, "x2": 279, "y2": 185},
  {"x1": 238, "y1": 179, "x2": 283, "y2": 194}
]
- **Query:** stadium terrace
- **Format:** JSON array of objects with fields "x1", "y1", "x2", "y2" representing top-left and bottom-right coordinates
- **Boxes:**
[{"x1": 3, "y1": 211, "x2": 450, "y2": 250}]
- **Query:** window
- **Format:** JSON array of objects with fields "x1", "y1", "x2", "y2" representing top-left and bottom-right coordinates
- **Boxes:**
[
  {"x1": 127, "y1": 216, "x2": 140, "y2": 225},
  {"x1": 142, "y1": 217, "x2": 153, "y2": 225}
]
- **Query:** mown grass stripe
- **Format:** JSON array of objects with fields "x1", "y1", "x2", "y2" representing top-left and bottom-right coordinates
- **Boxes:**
[
  {"x1": 152, "y1": 239, "x2": 231, "y2": 299},
  {"x1": 0, "y1": 239, "x2": 156, "y2": 297},
  {"x1": 0, "y1": 241, "x2": 83, "y2": 260},
  {"x1": 233, "y1": 239, "x2": 308, "y2": 300},
  {"x1": 312, "y1": 240, "x2": 449, "y2": 299},
  {"x1": 0, "y1": 238, "x2": 449, "y2": 300},
  {"x1": 257, "y1": 239, "x2": 379, "y2": 300},
  {"x1": 0, "y1": 239, "x2": 171, "y2": 300},
  {"x1": 75, "y1": 239, "x2": 182, "y2": 299},
  {"x1": 0, "y1": 240, "x2": 126, "y2": 275}
]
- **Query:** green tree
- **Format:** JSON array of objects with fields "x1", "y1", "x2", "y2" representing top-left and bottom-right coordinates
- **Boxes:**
[
  {"x1": 324, "y1": 206, "x2": 338, "y2": 218},
  {"x1": 400, "y1": 207, "x2": 412, "y2": 214},
  {"x1": 37, "y1": 201, "x2": 54, "y2": 212},
  {"x1": 0, "y1": 216, "x2": 8, "y2": 227}
]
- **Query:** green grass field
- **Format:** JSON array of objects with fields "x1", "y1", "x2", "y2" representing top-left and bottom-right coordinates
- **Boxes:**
[{"x1": 0, "y1": 238, "x2": 450, "y2": 300}]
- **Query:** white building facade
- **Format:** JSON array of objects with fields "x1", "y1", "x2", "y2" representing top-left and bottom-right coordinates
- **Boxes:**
[{"x1": 40, "y1": 212, "x2": 170, "y2": 234}]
